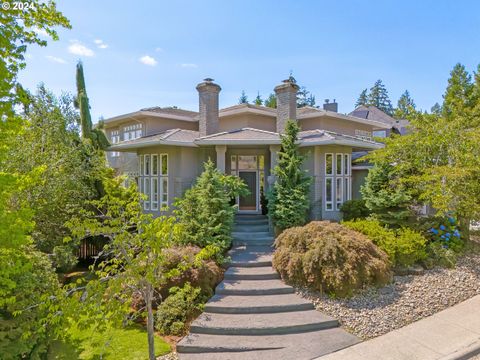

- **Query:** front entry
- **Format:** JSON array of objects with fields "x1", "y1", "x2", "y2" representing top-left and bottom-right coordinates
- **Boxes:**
[{"x1": 238, "y1": 171, "x2": 258, "y2": 211}]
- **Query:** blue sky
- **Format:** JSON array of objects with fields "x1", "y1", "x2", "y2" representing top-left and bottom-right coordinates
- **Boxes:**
[{"x1": 19, "y1": 0, "x2": 480, "y2": 121}]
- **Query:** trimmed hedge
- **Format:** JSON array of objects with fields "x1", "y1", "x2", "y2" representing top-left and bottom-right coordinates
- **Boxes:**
[{"x1": 273, "y1": 221, "x2": 392, "y2": 297}]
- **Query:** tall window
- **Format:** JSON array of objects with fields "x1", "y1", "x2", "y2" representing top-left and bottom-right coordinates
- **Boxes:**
[
  {"x1": 124, "y1": 123, "x2": 143, "y2": 141},
  {"x1": 324, "y1": 152, "x2": 351, "y2": 211},
  {"x1": 110, "y1": 130, "x2": 120, "y2": 157},
  {"x1": 139, "y1": 153, "x2": 168, "y2": 211}
]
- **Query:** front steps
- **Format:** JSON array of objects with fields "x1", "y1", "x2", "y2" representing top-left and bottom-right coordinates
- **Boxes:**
[{"x1": 177, "y1": 214, "x2": 360, "y2": 359}]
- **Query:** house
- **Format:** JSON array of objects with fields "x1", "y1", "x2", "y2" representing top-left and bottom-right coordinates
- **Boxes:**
[
  {"x1": 349, "y1": 105, "x2": 410, "y2": 137},
  {"x1": 105, "y1": 78, "x2": 390, "y2": 220}
]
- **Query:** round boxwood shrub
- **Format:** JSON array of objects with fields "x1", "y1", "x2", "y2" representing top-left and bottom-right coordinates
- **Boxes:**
[{"x1": 273, "y1": 221, "x2": 392, "y2": 297}]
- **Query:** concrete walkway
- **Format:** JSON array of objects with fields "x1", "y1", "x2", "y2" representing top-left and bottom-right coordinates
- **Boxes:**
[
  {"x1": 318, "y1": 294, "x2": 480, "y2": 360},
  {"x1": 177, "y1": 215, "x2": 359, "y2": 359}
]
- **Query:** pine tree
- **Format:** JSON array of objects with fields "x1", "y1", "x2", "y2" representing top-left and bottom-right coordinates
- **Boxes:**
[
  {"x1": 442, "y1": 63, "x2": 474, "y2": 119},
  {"x1": 296, "y1": 86, "x2": 316, "y2": 108},
  {"x1": 238, "y1": 90, "x2": 248, "y2": 104},
  {"x1": 430, "y1": 102, "x2": 442, "y2": 115},
  {"x1": 75, "y1": 61, "x2": 109, "y2": 149},
  {"x1": 394, "y1": 90, "x2": 416, "y2": 119},
  {"x1": 268, "y1": 120, "x2": 312, "y2": 231},
  {"x1": 355, "y1": 88, "x2": 368, "y2": 107},
  {"x1": 264, "y1": 93, "x2": 277, "y2": 108},
  {"x1": 254, "y1": 92, "x2": 263, "y2": 106},
  {"x1": 368, "y1": 79, "x2": 394, "y2": 115}
]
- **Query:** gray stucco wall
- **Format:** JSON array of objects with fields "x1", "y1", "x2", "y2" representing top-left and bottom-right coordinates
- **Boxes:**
[{"x1": 352, "y1": 169, "x2": 368, "y2": 200}]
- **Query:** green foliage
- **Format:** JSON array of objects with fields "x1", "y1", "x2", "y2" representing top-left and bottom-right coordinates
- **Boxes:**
[
  {"x1": 238, "y1": 90, "x2": 248, "y2": 104},
  {"x1": 367, "y1": 79, "x2": 393, "y2": 115},
  {"x1": 366, "y1": 63, "x2": 480, "y2": 239},
  {"x1": 340, "y1": 199, "x2": 371, "y2": 221},
  {"x1": 355, "y1": 88, "x2": 368, "y2": 107},
  {"x1": 264, "y1": 93, "x2": 277, "y2": 108},
  {"x1": 254, "y1": 92, "x2": 263, "y2": 105},
  {"x1": 394, "y1": 90, "x2": 416, "y2": 119},
  {"x1": 174, "y1": 160, "x2": 248, "y2": 251},
  {"x1": 0, "y1": 0, "x2": 70, "y2": 115},
  {"x1": 361, "y1": 162, "x2": 412, "y2": 227},
  {"x1": 75, "y1": 62, "x2": 110, "y2": 150},
  {"x1": 268, "y1": 120, "x2": 311, "y2": 231},
  {"x1": 3, "y1": 86, "x2": 109, "y2": 269},
  {"x1": 296, "y1": 86, "x2": 316, "y2": 108},
  {"x1": 343, "y1": 219, "x2": 427, "y2": 267},
  {"x1": 156, "y1": 283, "x2": 205, "y2": 336},
  {"x1": 47, "y1": 325, "x2": 170, "y2": 360},
  {"x1": 423, "y1": 242, "x2": 458, "y2": 269},
  {"x1": 273, "y1": 221, "x2": 391, "y2": 297},
  {"x1": 0, "y1": 248, "x2": 60, "y2": 360}
]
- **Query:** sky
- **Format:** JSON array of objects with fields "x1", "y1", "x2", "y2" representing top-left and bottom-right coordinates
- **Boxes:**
[{"x1": 18, "y1": 0, "x2": 480, "y2": 121}]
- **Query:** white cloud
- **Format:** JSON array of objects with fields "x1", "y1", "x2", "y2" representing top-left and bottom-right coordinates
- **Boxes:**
[
  {"x1": 180, "y1": 63, "x2": 198, "y2": 68},
  {"x1": 46, "y1": 55, "x2": 67, "y2": 64},
  {"x1": 68, "y1": 40, "x2": 95, "y2": 57},
  {"x1": 34, "y1": 27, "x2": 49, "y2": 37},
  {"x1": 94, "y1": 39, "x2": 109, "y2": 49},
  {"x1": 155, "y1": 47, "x2": 163, "y2": 52},
  {"x1": 139, "y1": 55, "x2": 157, "y2": 66}
]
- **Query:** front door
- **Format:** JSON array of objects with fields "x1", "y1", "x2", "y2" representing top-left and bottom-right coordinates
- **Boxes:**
[{"x1": 238, "y1": 171, "x2": 257, "y2": 211}]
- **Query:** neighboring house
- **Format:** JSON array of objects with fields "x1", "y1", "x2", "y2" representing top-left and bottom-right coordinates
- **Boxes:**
[
  {"x1": 105, "y1": 79, "x2": 390, "y2": 220},
  {"x1": 349, "y1": 105, "x2": 410, "y2": 137}
]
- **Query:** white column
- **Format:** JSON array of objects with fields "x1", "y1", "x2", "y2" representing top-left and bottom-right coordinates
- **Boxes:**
[
  {"x1": 215, "y1": 145, "x2": 227, "y2": 173},
  {"x1": 267, "y1": 145, "x2": 281, "y2": 185}
]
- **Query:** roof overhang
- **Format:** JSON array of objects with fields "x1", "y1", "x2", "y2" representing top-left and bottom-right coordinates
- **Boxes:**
[
  {"x1": 108, "y1": 139, "x2": 198, "y2": 151},
  {"x1": 219, "y1": 107, "x2": 276, "y2": 117},
  {"x1": 299, "y1": 139, "x2": 383, "y2": 149},
  {"x1": 104, "y1": 111, "x2": 197, "y2": 125},
  {"x1": 298, "y1": 111, "x2": 391, "y2": 129}
]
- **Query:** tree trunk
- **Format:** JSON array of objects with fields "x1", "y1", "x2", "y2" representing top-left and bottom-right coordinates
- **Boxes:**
[
  {"x1": 459, "y1": 216, "x2": 471, "y2": 242},
  {"x1": 145, "y1": 285, "x2": 156, "y2": 360}
]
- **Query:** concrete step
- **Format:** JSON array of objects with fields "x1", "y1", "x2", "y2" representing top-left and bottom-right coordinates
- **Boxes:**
[
  {"x1": 232, "y1": 231, "x2": 272, "y2": 240},
  {"x1": 233, "y1": 224, "x2": 270, "y2": 232},
  {"x1": 177, "y1": 328, "x2": 360, "y2": 358},
  {"x1": 215, "y1": 279, "x2": 294, "y2": 296},
  {"x1": 228, "y1": 246, "x2": 273, "y2": 267},
  {"x1": 224, "y1": 266, "x2": 279, "y2": 280},
  {"x1": 234, "y1": 218, "x2": 269, "y2": 226},
  {"x1": 189, "y1": 310, "x2": 339, "y2": 336},
  {"x1": 233, "y1": 240, "x2": 274, "y2": 247},
  {"x1": 235, "y1": 214, "x2": 267, "y2": 220},
  {"x1": 204, "y1": 293, "x2": 314, "y2": 314}
]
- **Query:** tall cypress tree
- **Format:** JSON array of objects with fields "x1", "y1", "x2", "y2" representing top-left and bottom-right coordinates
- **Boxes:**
[
  {"x1": 268, "y1": 120, "x2": 311, "y2": 231},
  {"x1": 368, "y1": 79, "x2": 393, "y2": 115},
  {"x1": 75, "y1": 61, "x2": 109, "y2": 150},
  {"x1": 394, "y1": 90, "x2": 416, "y2": 119}
]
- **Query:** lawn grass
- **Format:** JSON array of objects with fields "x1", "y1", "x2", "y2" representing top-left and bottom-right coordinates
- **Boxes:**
[{"x1": 48, "y1": 325, "x2": 171, "y2": 360}]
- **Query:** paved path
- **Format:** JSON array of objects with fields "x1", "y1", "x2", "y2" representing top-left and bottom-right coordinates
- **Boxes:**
[
  {"x1": 177, "y1": 215, "x2": 359, "y2": 360},
  {"x1": 318, "y1": 294, "x2": 480, "y2": 360}
]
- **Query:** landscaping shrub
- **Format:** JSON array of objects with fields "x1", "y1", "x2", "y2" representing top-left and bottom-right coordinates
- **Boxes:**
[
  {"x1": 273, "y1": 221, "x2": 391, "y2": 297},
  {"x1": 174, "y1": 160, "x2": 248, "y2": 251},
  {"x1": 155, "y1": 283, "x2": 206, "y2": 336},
  {"x1": 423, "y1": 242, "x2": 457, "y2": 269},
  {"x1": 340, "y1": 199, "x2": 371, "y2": 221},
  {"x1": 343, "y1": 219, "x2": 427, "y2": 267},
  {"x1": 415, "y1": 215, "x2": 464, "y2": 252}
]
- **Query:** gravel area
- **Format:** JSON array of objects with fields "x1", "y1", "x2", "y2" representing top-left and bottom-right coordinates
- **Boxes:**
[
  {"x1": 157, "y1": 352, "x2": 178, "y2": 360},
  {"x1": 300, "y1": 253, "x2": 480, "y2": 340}
]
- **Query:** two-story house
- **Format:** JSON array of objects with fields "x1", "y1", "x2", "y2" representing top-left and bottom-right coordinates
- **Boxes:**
[{"x1": 105, "y1": 78, "x2": 390, "y2": 220}]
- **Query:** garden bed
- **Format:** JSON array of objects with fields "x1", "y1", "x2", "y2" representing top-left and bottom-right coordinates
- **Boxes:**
[{"x1": 300, "y1": 251, "x2": 480, "y2": 340}]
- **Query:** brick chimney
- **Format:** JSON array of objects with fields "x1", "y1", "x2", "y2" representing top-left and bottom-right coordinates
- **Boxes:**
[
  {"x1": 274, "y1": 79, "x2": 299, "y2": 133},
  {"x1": 196, "y1": 78, "x2": 221, "y2": 136}
]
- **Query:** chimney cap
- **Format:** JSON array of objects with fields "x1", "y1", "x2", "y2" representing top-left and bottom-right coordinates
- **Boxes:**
[
  {"x1": 203, "y1": 77, "x2": 215, "y2": 82},
  {"x1": 196, "y1": 78, "x2": 221, "y2": 92}
]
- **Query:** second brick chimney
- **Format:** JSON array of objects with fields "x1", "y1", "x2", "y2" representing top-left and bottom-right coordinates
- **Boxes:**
[
  {"x1": 274, "y1": 79, "x2": 299, "y2": 133},
  {"x1": 196, "y1": 78, "x2": 221, "y2": 136}
]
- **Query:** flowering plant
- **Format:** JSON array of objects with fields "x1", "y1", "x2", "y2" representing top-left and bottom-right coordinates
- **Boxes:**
[{"x1": 429, "y1": 215, "x2": 462, "y2": 251}]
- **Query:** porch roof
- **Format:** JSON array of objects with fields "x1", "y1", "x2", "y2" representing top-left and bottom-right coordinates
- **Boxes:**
[{"x1": 108, "y1": 127, "x2": 383, "y2": 151}]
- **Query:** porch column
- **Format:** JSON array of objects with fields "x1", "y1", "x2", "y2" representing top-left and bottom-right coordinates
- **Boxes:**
[
  {"x1": 215, "y1": 145, "x2": 227, "y2": 173},
  {"x1": 267, "y1": 145, "x2": 281, "y2": 186}
]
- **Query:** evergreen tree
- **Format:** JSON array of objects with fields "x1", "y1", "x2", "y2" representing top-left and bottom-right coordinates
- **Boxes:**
[
  {"x1": 238, "y1": 90, "x2": 248, "y2": 104},
  {"x1": 355, "y1": 88, "x2": 368, "y2": 107},
  {"x1": 368, "y1": 79, "x2": 394, "y2": 115},
  {"x1": 75, "y1": 61, "x2": 109, "y2": 150},
  {"x1": 264, "y1": 93, "x2": 277, "y2": 108},
  {"x1": 296, "y1": 86, "x2": 316, "y2": 108},
  {"x1": 394, "y1": 90, "x2": 416, "y2": 119},
  {"x1": 442, "y1": 63, "x2": 474, "y2": 119},
  {"x1": 268, "y1": 120, "x2": 312, "y2": 231},
  {"x1": 430, "y1": 102, "x2": 442, "y2": 115},
  {"x1": 254, "y1": 92, "x2": 263, "y2": 105}
]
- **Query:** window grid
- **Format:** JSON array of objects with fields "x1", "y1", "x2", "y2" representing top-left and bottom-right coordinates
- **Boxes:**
[
  {"x1": 323, "y1": 152, "x2": 352, "y2": 211},
  {"x1": 123, "y1": 123, "x2": 143, "y2": 141},
  {"x1": 139, "y1": 153, "x2": 168, "y2": 211}
]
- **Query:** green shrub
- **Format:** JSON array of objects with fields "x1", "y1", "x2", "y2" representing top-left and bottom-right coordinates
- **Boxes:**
[
  {"x1": 423, "y1": 242, "x2": 458, "y2": 269},
  {"x1": 273, "y1": 221, "x2": 391, "y2": 297},
  {"x1": 343, "y1": 219, "x2": 427, "y2": 267},
  {"x1": 340, "y1": 199, "x2": 371, "y2": 221},
  {"x1": 155, "y1": 283, "x2": 206, "y2": 336},
  {"x1": 174, "y1": 160, "x2": 248, "y2": 251}
]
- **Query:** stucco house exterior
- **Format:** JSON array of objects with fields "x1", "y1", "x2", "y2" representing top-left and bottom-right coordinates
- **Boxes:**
[{"x1": 105, "y1": 78, "x2": 390, "y2": 221}]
